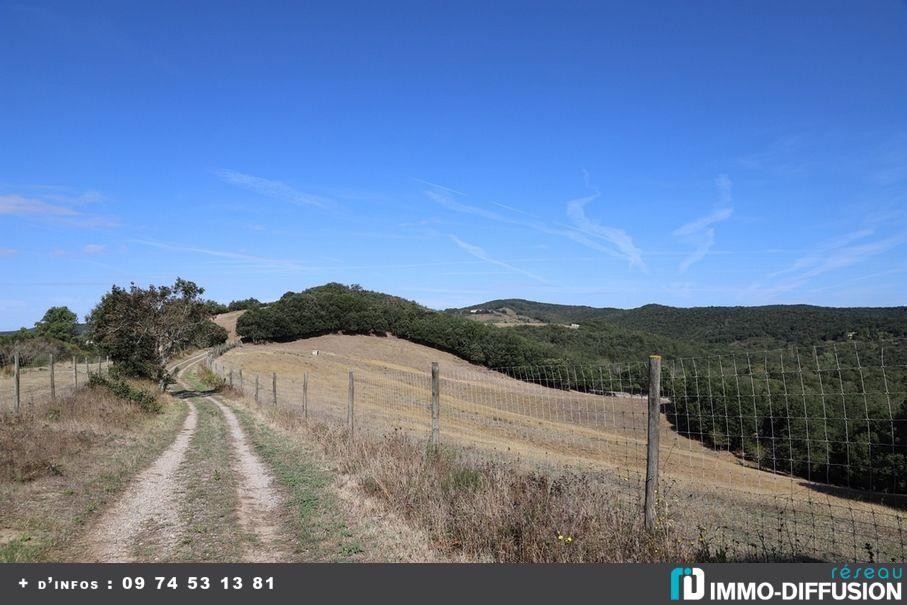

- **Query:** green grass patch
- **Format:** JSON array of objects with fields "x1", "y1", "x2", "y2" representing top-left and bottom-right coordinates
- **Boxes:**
[{"x1": 226, "y1": 404, "x2": 356, "y2": 561}]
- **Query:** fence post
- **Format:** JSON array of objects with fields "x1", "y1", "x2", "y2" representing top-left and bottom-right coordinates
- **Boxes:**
[
  {"x1": 97, "y1": 356, "x2": 101, "y2": 374},
  {"x1": 644, "y1": 354, "x2": 662, "y2": 533},
  {"x1": 272, "y1": 372, "x2": 277, "y2": 405},
  {"x1": 347, "y1": 370, "x2": 355, "y2": 440},
  {"x1": 73, "y1": 358, "x2": 77, "y2": 389},
  {"x1": 303, "y1": 372, "x2": 308, "y2": 421},
  {"x1": 229, "y1": 369, "x2": 233, "y2": 389},
  {"x1": 84, "y1": 357, "x2": 89, "y2": 377},
  {"x1": 255, "y1": 375, "x2": 260, "y2": 403},
  {"x1": 50, "y1": 353, "x2": 56, "y2": 402},
  {"x1": 14, "y1": 352, "x2": 20, "y2": 414},
  {"x1": 239, "y1": 368, "x2": 243, "y2": 392},
  {"x1": 106, "y1": 355, "x2": 110, "y2": 373},
  {"x1": 430, "y1": 362, "x2": 440, "y2": 446}
]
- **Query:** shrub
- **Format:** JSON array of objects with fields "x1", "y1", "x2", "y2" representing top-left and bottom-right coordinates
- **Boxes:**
[{"x1": 88, "y1": 374, "x2": 161, "y2": 413}]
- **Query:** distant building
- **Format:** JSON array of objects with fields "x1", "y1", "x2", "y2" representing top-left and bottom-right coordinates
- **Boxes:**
[{"x1": 569, "y1": 323, "x2": 580, "y2": 329}]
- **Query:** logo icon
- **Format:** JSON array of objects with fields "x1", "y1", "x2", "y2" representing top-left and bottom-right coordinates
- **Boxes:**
[{"x1": 670, "y1": 567, "x2": 705, "y2": 601}]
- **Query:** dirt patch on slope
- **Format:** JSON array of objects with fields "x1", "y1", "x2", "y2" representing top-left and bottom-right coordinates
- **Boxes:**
[{"x1": 213, "y1": 311, "x2": 244, "y2": 343}]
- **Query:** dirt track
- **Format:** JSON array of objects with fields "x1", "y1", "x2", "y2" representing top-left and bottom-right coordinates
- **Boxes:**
[
  {"x1": 207, "y1": 395, "x2": 290, "y2": 562},
  {"x1": 77, "y1": 353, "x2": 290, "y2": 562},
  {"x1": 82, "y1": 402, "x2": 198, "y2": 562}
]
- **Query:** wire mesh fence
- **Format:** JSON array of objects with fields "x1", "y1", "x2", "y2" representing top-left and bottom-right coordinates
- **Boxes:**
[
  {"x1": 209, "y1": 341, "x2": 906, "y2": 563},
  {"x1": 0, "y1": 354, "x2": 111, "y2": 415},
  {"x1": 4, "y1": 340, "x2": 903, "y2": 562}
]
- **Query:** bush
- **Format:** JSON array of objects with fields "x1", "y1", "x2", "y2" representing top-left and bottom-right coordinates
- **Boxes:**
[
  {"x1": 192, "y1": 320, "x2": 229, "y2": 348},
  {"x1": 88, "y1": 374, "x2": 161, "y2": 413}
]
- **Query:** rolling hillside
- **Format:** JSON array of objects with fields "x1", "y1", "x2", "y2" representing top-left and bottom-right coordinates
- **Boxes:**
[{"x1": 450, "y1": 299, "x2": 907, "y2": 348}]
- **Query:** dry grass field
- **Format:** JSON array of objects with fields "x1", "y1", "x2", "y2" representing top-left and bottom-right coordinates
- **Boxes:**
[
  {"x1": 213, "y1": 311, "x2": 244, "y2": 342},
  {"x1": 0, "y1": 359, "x2": 108, "y2": 415},
  {"x1": 214, "y1": 334, "x2": 906, "y2": 562},
  {"x1": 0, "y1": 383, "x2": 186, "y2": 561}
]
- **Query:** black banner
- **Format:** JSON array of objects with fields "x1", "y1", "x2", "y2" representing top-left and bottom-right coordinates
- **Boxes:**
[{"x1": 1, "y1": 563, "x2": 903, "y2": 605}]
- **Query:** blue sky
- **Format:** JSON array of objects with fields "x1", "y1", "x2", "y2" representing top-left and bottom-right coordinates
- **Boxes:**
[{"x1": 2, "y1": 1, "x2": 907, "y2": 329}]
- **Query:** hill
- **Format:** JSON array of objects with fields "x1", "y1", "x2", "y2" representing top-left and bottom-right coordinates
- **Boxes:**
[{"x1": 450, "y1": 300, "x2": 907, "y2": 349}]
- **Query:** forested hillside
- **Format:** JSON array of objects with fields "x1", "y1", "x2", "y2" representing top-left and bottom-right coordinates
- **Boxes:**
[{"x1": 451, "y1": 300, "x2": 907, "y2": 348}]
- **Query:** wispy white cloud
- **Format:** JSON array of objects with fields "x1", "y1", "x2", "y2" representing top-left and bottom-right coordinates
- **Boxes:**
[
  {"x1": 0, "y1": 194, "x2": 78, "y2": 217},
  {"x1": 672, "y1": 175, "x2": 734, "y2": 273},
  {"x1": 565, "y1": 193, "x2": 645, "y2": 270},
  {"x1": 424, "y1": 182, "x2": 645, "y2": 270},
  {"x1": 215, "y1": 169, "x2": 332, "y2": 209},
  {"x1": 82, "y1": 244, "x2": 106, "y2": 255},
  {"x1": 449, "y1": 235, "x2": 546, "y2": 283},
  {"x1": 132, "y1": 239, "x2": 313, "y2": 272},
  {"x1": 737, "y1": 135, "x2": 812, "y2": 175},
  {"x1": 0, "y1": 248, "x2": 17, "y2": 258},
  {"x1": 745, "y1": 229, "x2": 907, "y2": 299},
  {"x1": 0, "y1": 193, "x2": 117, "y2": 228}
]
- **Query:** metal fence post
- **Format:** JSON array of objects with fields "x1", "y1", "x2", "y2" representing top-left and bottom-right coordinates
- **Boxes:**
[
  {"x1": 348, "y1": 370, "x2": 355, "y2": 440},
  {"x1": 50, "y1": 353, "x2": 56, "y2": 402},
  {"x1": 430, "y1": 362, "x2": 440, "y2": 446},
  {"x1": 272, "y1": 372, "x2": 277, "y2": 405},
  {"x1": 644, "y1": 354, "x2": 662, "y2": 533},
  {"x1": 14, "y1": 352, "x2": 20, "y2": 414},
  {"x1": 303, "y1": 372, "x2": 308, "y2": 421}
]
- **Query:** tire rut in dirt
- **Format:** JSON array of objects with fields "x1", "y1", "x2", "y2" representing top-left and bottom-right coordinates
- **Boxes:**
[
  {"x1": 207, "y1": 396, "x2": 292, "y2": 562},
  {"x1": 82, "y1": 402, "x2": 198, "y2": 562}
]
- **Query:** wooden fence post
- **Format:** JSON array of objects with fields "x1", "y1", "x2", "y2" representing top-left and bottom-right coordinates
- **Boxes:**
[
  {"x1": 84, "y1": 357, "x2": 88, "y2": 377},
  {"x1": 14, "y1": 352, "x2": 20, "y2": 414},
  {"x1": 239, "y1": 368, "x2": 243, "y2": 393},
  {"x1": 303, "y1": 372, "x2": 308, "y2": 421},
  {"x1": 229, "y1": 369, "x2": 233, "y2": 389},
  {"x1": 272, "y1": 372, "x2": 277, "y2": 405},
  {"x1": 50, "y1": 353, "x2": 56, "y2": 402},
  {"x1": 430, "y1": 362, "x2": 440, "y2": 446},
  {"x1": 97, "y1": 356, "x2": 101, "y2": 374},
  {"x1": 255, "y1": 375, "x2": 260, "y2": 403},
  {"x1": 347, "y1": 370, "x2": 355, "y2": 440},
  {"x1": 644, "y1": 354, "x2": 662, "y2": 533}
]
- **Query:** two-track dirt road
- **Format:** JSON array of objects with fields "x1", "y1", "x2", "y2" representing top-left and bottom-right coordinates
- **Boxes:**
[{"x1": 78, "y1": 351, "x2": 290, "y2": 562}]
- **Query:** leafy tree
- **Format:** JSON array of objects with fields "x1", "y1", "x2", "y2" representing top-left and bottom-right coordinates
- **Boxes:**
[
  {"x1": 33, "y1": 306, "x2": 78, "y2": 342},
  {"x1": 88, "y1": 278, "x2": 217, "y2": 389},
  {"x1": 227, "y1": 298, "x2": 262, "y2": 312},
  {"x1": 202, "y1": 300, "x2": 229, "y2": 315},
  {"x1": 192, "y1": 320, "x2": 229, "y2": 348}
]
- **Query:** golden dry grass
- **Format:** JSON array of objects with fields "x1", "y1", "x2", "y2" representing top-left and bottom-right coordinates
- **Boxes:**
[
  {"x1": 213, "y1": 311, "x2": 244, "y2": 342},
  {"x1": 0, "y1": 383, "x2": 186, "y2": 561},
  {"x1": 214, "y1": 334, "x2": 907, "y2": 562},
  {"x1": 0, "y1": 359, "x2": 108, "y2": 415}
]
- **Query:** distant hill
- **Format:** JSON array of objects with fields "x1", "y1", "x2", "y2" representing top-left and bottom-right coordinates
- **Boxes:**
[{"x1": 450, "y1": 300, "x2": 907, "y2": 348}]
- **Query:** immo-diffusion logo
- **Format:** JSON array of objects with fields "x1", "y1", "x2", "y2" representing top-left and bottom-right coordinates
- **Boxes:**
[
  {"x1": 668, "y1": 565, "x2": 903, "y2": 601},
  {"x1": 670, "y1": 567, "x2": 705, "y2": 601}
]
